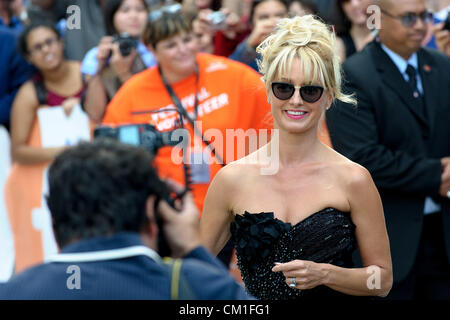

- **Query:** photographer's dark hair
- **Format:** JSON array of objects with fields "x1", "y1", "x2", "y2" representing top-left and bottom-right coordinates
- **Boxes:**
[
  {"x1": 288, "y1": 0, "x2": 319, "y2": 16},
  {"x1": 103, "y1": 0, "x2": 149, "y2": 35},
  {"x1": 17, "y1": 22, "x2": 61, "y2": 57},
  {"x1": 46, "y1": 139, "x2": 171, "y2": 248},
  {"x1": 249, "y1": 0, "x2": 289, "y2": 25},
  {"x1": 326, "y1": 0, "x2": 351, "y2": 36}
]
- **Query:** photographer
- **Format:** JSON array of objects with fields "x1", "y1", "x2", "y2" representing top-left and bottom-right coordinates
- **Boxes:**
[
  {"x1": 0, "y1": 139, "x2": 252, "y2": 299},
  {"x1": 229, "y1": 0, "x2": 288, "y2": 71},
  {"x1": 82, "y1": 0, "x2": 156, "y2": 123}
]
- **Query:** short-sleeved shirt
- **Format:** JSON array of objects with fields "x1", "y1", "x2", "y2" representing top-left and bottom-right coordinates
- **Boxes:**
[
  {"x1": 81, "y1": 42, "x2": 157, "y2": 75},
  {"x1": 102, "y1": 53, "x2": 271, "y2": 212}
]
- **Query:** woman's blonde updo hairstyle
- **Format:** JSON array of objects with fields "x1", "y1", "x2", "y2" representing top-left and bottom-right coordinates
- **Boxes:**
[{"x1": 257, "y1": 15, "x2": 356, "y2": 105}]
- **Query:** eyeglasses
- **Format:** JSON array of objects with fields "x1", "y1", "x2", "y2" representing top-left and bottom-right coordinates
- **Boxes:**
[
  {"x1": 29, "y1": 37, "x2": 59, "y2": 55},
  {"x1": 271, "y1": 82, "x2": 324, "y2": 102},
  {"x1": 148, "y1": 3, "x2": 182, "y2": 22},
  {"x1": 381, "y1": 9, "x2": 433, "y2": 28}
]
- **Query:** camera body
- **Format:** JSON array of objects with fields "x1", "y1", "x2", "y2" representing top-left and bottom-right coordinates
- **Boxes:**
[
  {"x1": 443, "y1": 12, "x2": 450, "y2": 31},
  {"x1": 94, "y1": 123, "x2": 190, "y2": 257},
  {"x1": 94, "y1": 123, "x2": 185, "y2": 156},
  {"x1": 208, "y1": 11, "x2": 226, "y2": 30},
  {"x1": 113, "y1": 33, "x2": 139, "y2": 57}
]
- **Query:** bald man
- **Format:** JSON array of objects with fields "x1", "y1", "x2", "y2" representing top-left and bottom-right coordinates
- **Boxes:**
[{"x1": 326, "y1": 0, "x2": 450, "y2": 300}]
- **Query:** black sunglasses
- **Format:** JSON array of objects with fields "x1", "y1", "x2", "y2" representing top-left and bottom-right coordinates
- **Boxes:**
[
  {"x1": 381, "y1": 9, "x2": 433, "y2": 28},
  {"x1": 271, "y1": 82, "x2": 324, "y2": 102}
]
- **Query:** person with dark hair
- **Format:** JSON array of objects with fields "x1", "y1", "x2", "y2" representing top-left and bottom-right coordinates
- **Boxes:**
[
  {"x1": 27, "y1": 0, "x2": 106, "y2": 61},
  {"x1": 0, "y1": 139, "x2": 252, "y2": 299},
  {"x1": 0, "y1": 25, "x2": 34, "y2": 130},
  {"x1": 81, "y1": 0, "x2": 155, "y2": 123},
  {"x1": 229, "y1": 0, "x2": 289, "y2": 71},
  {"x1": 12, "y1": 22, "x2": 84, "y2": 164},
  {"x1": 3, "y1": 22, "x2": 87, "y2": 274},
  {"x1": 327, "y1": 0, "x2": 375, "y2": 61},
  {"x1": 326, "y1": 0, "x2": 450, "y2": 300},
  {"x1": 288, "y1": 0, "x2": 319, "y2": 17}
]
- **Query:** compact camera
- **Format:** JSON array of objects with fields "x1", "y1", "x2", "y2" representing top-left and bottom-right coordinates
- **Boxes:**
[
  {"x1": 208, "y1": 11, "x2": 226, "y2": 30},
  {"x1": 113, "y1": 33, "x2": 139, "y2": 57}
]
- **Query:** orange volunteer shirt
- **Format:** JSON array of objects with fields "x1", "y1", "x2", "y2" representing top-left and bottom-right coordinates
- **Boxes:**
[{"x1": 103, "y1": 53, "x2": 271, "y2": 212}]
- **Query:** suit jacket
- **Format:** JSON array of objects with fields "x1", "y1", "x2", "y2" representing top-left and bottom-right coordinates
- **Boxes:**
[
  {"x1": 326, "y1": 40, "x2": 450, "y2": 283},
  {"x1": 0, "y1": 232, "x2": 251, "y2": 300}
]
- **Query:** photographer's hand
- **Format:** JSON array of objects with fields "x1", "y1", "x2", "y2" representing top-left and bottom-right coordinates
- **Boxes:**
[
  {"x1": 110, "y1": 43, "x2": 137, "y2": 83},
  {"x1": 432, "y1": 22, "x2": 450, "y2": 57},
  {"x1": 96, "y1": 36, "x2": 114, "y2": 72},
  {"x1": 157, "y1": 192, "x2": 202, "y2": 258}
]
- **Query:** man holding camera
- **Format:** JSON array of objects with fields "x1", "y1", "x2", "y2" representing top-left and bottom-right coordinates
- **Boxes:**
[
  {"x1": 326, "y1": 0, "x2": 450, "y2": 300},
  {"x1": 0, "y1": 139, "x2": 251, "y2": 299}
]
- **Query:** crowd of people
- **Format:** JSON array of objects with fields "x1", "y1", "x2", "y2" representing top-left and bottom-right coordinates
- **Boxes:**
[{"x1": 0, "y1": 0, "x2": 449, "y2": 301}]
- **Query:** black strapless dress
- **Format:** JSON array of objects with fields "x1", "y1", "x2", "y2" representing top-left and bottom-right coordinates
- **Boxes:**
[{"x1": 230, "y1": 208, "x2": 357, "y2": 300}]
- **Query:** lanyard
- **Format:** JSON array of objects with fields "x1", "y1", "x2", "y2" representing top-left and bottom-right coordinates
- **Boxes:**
[
  {"x1": 159, "y1": 64, "x2": 199, "y2": 123},
  {"x1": 45, "y1": 245, "x2": 163, "y2": 264},
  {"x1": 158, "y1": 64, "x2": 225, "y2": 166}
]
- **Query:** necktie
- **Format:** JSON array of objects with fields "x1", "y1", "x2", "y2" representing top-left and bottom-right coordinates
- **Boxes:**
[{"x1": 405, "y1": 64, "x2": 427, "y2": 120}]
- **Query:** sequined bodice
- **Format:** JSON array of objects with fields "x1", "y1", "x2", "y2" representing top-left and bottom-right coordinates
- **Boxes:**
[{"x1": 230, "y1": 208, "x2": 357, "y2": 300}]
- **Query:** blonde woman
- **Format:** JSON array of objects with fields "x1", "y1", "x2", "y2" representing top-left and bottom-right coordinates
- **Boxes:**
[{"x1": 200, "y1": 15, "x2": 392, "y2": 300}]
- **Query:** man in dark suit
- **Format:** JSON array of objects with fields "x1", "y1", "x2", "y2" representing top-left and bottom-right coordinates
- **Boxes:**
[
  {"x1": 326, "y1": 0, "x2": 450, "y2": 299},
  {"x1": 0, "y1": 139, "x2": 251, "y2": 299}
]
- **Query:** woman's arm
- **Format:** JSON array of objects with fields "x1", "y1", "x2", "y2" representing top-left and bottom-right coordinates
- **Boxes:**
[
  {"x1": 200, "y1": 165, "x2": 236, "y2": 256},
  {"x1": 82, "y1": 74, "x2": 108, "y2": 123},
  {"x1": 10, "y1": 81, "x2": 66, "y2": 164},
  {"x1": 272, "y1": 164, "x2": 393, "y2": 297}
]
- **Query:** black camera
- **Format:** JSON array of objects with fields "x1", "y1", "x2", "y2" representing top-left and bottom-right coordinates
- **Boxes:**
[
  {"x1": 443, "y1": 12, "x2": 450, "y2": 31},
  {"x1": 113, "y1": 33, "x2": 139, "y2": 57},
  {"x1": 94, "y1": 123, "x2": 188, "y2": 156},
  {"x1": 94, "y1": 123, "x2": 191, "y2": 256}
]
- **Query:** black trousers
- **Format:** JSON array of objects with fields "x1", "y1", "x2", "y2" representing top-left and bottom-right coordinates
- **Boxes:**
[{"x1": 387, "y1": 212, "x2": 450, "y2": 300}]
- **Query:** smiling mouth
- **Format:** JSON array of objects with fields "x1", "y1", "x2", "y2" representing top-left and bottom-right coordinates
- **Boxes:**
[{"x1": 284, "y1": 110, "x2": 308, "y2": 119}]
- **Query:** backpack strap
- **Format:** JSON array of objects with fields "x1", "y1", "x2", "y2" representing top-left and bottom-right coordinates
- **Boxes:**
[{"x1": 32, "y1": 76, "x2": 48, "y2": 105}]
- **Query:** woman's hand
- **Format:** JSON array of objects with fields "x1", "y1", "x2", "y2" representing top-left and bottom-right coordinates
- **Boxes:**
[
  {"x1": 272, "y1": 260, "x2": 329, "y2": 290},
  {"x1": 96, "y1": 36, "x2": 114, "y2": 72},
  {"x1": 247, "y1": 18, "x2": 278, "y2": 48},
  {"x1": 432, "y1": 22, "x2": 450, "y2": 57},
  {"x1": 61, "y1": 97, "x2": 80, "y2": 117},
  {"x1": 109, "y1": 42, "x2": 137, "y2": 83}
]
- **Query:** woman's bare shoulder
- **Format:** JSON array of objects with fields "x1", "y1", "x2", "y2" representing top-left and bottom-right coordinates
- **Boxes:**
[
  {"x1": 325, "y1": 148, "x2": 373, "y2": 187},
  {"x1": 15, "y1": 80, "x2": 39, "y2": 107}
]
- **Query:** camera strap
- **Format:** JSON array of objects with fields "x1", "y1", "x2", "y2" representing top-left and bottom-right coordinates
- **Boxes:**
[{"x1": 158, "y1": 64, "x2": 225, "y2": 166}]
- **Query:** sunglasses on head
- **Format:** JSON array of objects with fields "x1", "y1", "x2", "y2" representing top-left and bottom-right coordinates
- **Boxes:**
[
  {"x1": 381, "y1": 9, "x2": 433, "y2": 28},
  {"x1": 148, "y1": 3, "x2": 182, "y2": 22},
  {"x1": 271, "y1": 82, "x2": 324, "y2": 102}
]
